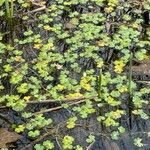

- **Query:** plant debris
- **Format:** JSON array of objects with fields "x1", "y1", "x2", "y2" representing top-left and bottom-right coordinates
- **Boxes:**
[{"x1": 0, "y1": 128, "x2": 21, "y2": 148}]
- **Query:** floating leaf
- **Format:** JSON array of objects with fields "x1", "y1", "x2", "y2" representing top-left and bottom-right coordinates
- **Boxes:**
[{"x1": 133, "y1": 138, "x2": 144, "y2": 148}]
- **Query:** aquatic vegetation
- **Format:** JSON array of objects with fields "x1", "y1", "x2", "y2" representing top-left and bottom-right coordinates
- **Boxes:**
[
  {"x1": 0, "y1": 0, "x2": 150, "y2": 149},
  {"x1": 34, "y1": 140, "x2": 54, "y2": 150},
  {"x1": 62, "y1": 135, "x2": 74, "y2": 150}
]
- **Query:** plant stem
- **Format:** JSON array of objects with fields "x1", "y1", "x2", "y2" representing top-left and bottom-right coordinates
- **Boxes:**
[
  {"x1": 5, "y1": 0, "x2": 11, "y2": 18},
  {"x1": 10, "y1": 0, "x2": 13, "y2": 18},
  {"x1": 98, "y1": 69, "x2": 102, "y2": 98},
  {"x1": 97, "y1": 69, "x2": 104, "y2": 130},
  {"x1": 5, "y1": 0, "x2": 14, "y2": 28}
]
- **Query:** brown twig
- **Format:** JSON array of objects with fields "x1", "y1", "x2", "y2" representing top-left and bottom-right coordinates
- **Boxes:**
[
  {"x1": 21, "y1": 132, "x2": 51, "y2": 150},
  {"x1": 33, "y1": 99, "x2": 87, "y2": 116},
  {"x1": 27, "y1": 96, "x2": 97, "y2": 104},
  {"x1": 86, "y1": 141, "x2": 96, "y2": 150},
  {"x1": 27, "y1": 6, "x2": 47, "y2": 14},
  {"x1": 55, "y1": 123, "x2": 62, "y2": 150},
  {"x1": 30, "y1": 96, "x2": 107, "y2": 117},
  {"x1": 27, "y1": 99, "x2": 60, "y2": 104},
  {"x1": 135, "y1": 80, "x2": 150, "y2": 85},
  {"x1": 0, "y1": 106, "x2": 7, "y2": 109},
  {"x1": 22, "y1": 124, "x2": 62, "y2": 150}
]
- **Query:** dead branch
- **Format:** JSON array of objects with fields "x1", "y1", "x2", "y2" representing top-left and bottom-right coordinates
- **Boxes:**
[
  {"x1": 21, "y1": 132, "x2": 50, "y2": 150},
  {"x1": 27, "y1": 96, "x2": 97, "y2": 104},
  {"x1": 33, "y1": 99, "x2": 87, "y2": 116},
  {"x1": 27, "y1": 6, "x2": 47, "y2": 14}
]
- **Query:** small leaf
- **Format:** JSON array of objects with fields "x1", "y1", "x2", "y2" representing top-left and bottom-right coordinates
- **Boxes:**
[
  {"x1": 0, "y1": 0, "x2": 5, "y2": 6},
  {"x1": 86, "y1": 134, "x2": 95, "y2": 143},
  {"x1": 15, "y1": 125, "x2": 25, "y2": 133},
  {"x1": 118, "y1": 126, "x2": 125, "y2": 134},
  {"x1": 133, "y1": 138, "x2": 144, "y2": 148},
  {"x1": 111, "y1": 131, "x2": 119, "y2": 140}
]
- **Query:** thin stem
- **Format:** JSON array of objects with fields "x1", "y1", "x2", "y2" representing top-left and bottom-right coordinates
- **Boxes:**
[
  {"x1": 10, "y1": 0, "x2": 13, "y2": 18},
  {"x1": 97, "y1": 69, "x2": 104, "y2": 130},
  {"x1": 27, "y1": 95, "x2": 98, "y2": 104},
  {"x1": 31, "y1": 97, "x2": 107, "y2": 117},
  {"x1": 86, "y1": 141, "x2": 96, "y2": 150},
  {"x1": 98, "y1": 69, "x2": 102, "y2": 98},
  {"x1": 32, "y1": 99, "x2": 86, "y2": 116},
  {"x1": 5, "y1": 0, "x2": 11, "y2": 18}
]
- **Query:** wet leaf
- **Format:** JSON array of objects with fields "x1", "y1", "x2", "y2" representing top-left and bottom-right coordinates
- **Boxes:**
[
  {"x1": 133, "y1": 137, "x2": 144, "y2": 148},
  {"x1": 132, "y1": 59, "x2": 150, "y2": 75},
  {"x1": 0, "y1": 128, "x2": 21, "y2": 148}
]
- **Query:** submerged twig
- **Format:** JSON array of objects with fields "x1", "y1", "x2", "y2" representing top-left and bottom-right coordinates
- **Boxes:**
[
  {"x1": 27, "y1": 6, "x2": 47, "y2": 14},
  {"x1": 21, "y1": 132, "x2": 51, "y2": 150},
  {"x1": 33, "y1": 99, "x2": 87, "y2": 116},
  {"x1": 55, "y1": 124, "x2": 62, "y2": 150},
  {"x1": 27, "y1": 96, "x2": 97, "y2": 104},
  {"x1": 22, "y1": 124, "x2": 62, "y2": 150},
  {"x1": 0, "y1": 106, "x2": 7, "y2": 109},
  {"x1": 86, "y1": 141, "x2": 96, "y2": 150},
  {"x1": 135, "y1": 80, "x2": 150, "y2": 85},
  {"x1": 30, "y1": 96, "x2": 107, "y2": 117}
]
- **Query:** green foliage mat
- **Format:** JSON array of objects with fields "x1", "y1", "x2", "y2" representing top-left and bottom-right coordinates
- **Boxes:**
[{"x1": 0, "y1": 0, "x2": 150, "y2": 149}]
